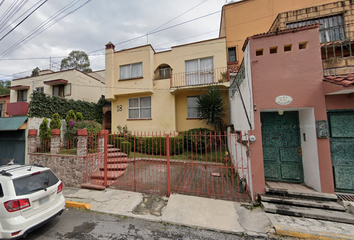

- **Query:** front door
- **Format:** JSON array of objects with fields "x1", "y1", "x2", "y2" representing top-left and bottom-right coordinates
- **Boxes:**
[
  {"x1": 261, "y1": 111, "x2": 304, "y2": 183},
  {"x1": 328, "y1": 111, "x2": 354, "y2": 193}
]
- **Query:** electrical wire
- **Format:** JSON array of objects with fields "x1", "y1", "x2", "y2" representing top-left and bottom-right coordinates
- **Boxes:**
[{"x1": 0, "y1": 0, "x2": 48, "y2": 42}]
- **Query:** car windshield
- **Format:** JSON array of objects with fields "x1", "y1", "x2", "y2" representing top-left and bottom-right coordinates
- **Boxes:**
[{"x1": 13, "y1": 170, "x2": 59, "y2": 196}]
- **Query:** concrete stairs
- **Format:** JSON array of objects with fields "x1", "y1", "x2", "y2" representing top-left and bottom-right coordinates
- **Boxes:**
[
  {"x1": 259, "y1": 186, "x2": 354, "y2": 224},
  {"x1": 81, "y1": 144, "x2": 130, "y2": 190}
]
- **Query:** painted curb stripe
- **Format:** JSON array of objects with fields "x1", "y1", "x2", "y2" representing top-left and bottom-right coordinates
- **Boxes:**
[
  {"x1": 65, "y1": 201, "x2": 91, "y2": 210},
  {"x1": 274, "y1": 225, "x2": 354, "y2": 240}
]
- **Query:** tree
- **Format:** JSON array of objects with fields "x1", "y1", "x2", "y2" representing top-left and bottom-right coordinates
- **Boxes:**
[
  {"x1": 60, "y1": 50, "x2": 92, "y2": 73},
  {"x1": 31, "y1": 67, "x2": 40, "y2": 77},
  {"x1": 39, "y1": 118, "x2": 51, "y2": 152},
  {"x1": 196, "y1": 86, "x2": 226, "y2": 132},
  {"x1": 65, "y1": 110, "x2": 77, "y2": 126},
  {"x1": 50, "y1": 113, "x2": 62, "y2": 130},
  {"x1": 76, "y1": 112, "x2": 83, "y2": 121},
  {"x1": 0, "y1": 80, "x2": 10, "y2": 95}
]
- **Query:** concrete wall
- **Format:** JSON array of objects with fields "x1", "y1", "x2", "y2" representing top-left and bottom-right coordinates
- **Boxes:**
[
  {"x1": 326, "y1": 94, "x2": 354, "y2": 110},
  {"x1": 10, "y1": 69, "x2": 104, "y2": 103},
  {"x1": 229, "y1": 44, "x2": 254, "y2": 131},
  {"x1": 246, "y1": 26, "x2": 334, "y2": 195},
  {"x1": 299, "y1": 108, "x2": 321, "y2": 192},
  {"x1": 220, "y1": 0, "x2": 338, "y2": 62}
]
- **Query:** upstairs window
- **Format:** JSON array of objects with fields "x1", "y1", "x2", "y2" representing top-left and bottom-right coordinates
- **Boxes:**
[
  {"x1": 53, "y1": 84, "x2": 70, "y2": 97},
  {"x1": 158, "y1": 67, "x2": 171, "y2": 79},
  {"x1": 228, "y1": 47, "x2": 237, "y2": 62},
  {"x1": 120, "y1": 62, "x2": 143, "y2": 80},
  {"x1": 17, "y1": 89, "x2": 27, "y2": 102},
  {"x1": 128, "y1": 96, "x2": 151, "y2": 119},
  {"x1": 185, "y1": 57, "x2": 214, "y2": 86},
  {"x1": 36, "y1": 87, "x2": 44, "y2": 92},
  {"x1": 286, "y1": 15, "x2": 345, "y2": 43},
  {"x1": 187, "y1": 96, "x2": 201, "y2": 118}
]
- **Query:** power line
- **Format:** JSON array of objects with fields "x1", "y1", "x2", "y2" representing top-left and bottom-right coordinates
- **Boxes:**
[
  {"x1": 0, "y1": 0, "x2": 92, "y2": 60},
  {"x1": 0, "y1": 0, "x2": 48, "y2": 42}
]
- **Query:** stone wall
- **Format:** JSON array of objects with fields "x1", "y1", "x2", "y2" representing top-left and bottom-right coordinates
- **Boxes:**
[{"x1": 27, "y1": 129, "x2": 107, "y2": 188}]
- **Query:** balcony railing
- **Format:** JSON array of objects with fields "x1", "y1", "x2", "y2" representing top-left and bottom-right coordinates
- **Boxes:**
[
  {"x1": 171, "y1": 67, "x2": 228, "y2": 88},
  {"x1": 6, "y1": 102, "x2": 29, "y2": 116}
]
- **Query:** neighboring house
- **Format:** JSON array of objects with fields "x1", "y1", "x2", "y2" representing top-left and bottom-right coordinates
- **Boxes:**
[
  {"x1": 4, "y1": 68, "x2": 105, "y2": 165},
  {"x1": 219, "y1": 0, "x2": 338, "y2": 71},
  {"x1": 8, "y1": 69, "x2": 105, "y2": 116},
  {"x1": 230, "y1": 0, "x2": 354, "y2": 201},
  {"x1": 0, "y1": 94, "x2": 10, "y2": 117},
  {"x1": 105, "y1": 38, "x2": 229, "y2": 132}
]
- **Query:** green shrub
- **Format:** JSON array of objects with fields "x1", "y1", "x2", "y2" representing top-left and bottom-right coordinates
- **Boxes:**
[
  {"x1": 50, "y1": 113, "x2": 61, "y2": 130},
  {"x1": 182, "y1": 128, "x2": 214, "y2": 152},
  {"x1": 76, "y1": 112, "x2": 83, "y2": 121},
  {"x1": 65, "y1": 120, "x2": 101, "y2": 140},
  {"x1": 120, "y1": 141, "x2": 131, "y2": 156},
  {"x1": 65, "y1": 110, "x2": 76, "y2": 125},
  {"x1": 28, "y1": 92, "x2": 110, "y2": 124},
  {"x1": 131, "y1": 135, "x2": 184, "y2": 155},
  {"x1": 39, "y1": 118, "x2": 51, "y2": 152}
]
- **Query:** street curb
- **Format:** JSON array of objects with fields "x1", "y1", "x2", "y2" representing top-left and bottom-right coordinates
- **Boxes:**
[
  {"x1": 274, "y1": 225, "x2": 354, "y2": 240},
  {"x1": 65, "y1": 201, "x2": 91, "y2": 210}
]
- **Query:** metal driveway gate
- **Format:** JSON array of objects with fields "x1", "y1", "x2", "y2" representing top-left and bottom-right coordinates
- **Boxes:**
[{"x1": 88, "y1": 131, "x2": 251, "y2": 202}]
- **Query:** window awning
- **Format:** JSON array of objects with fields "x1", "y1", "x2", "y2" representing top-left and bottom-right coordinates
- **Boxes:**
[
  {"x1": 8, "y1": 85, "x2": 30, "y2": 90},
  {"x1": 0, "y1": 116, "x2": 28, "y2": 131},
  {"x1": 43, "y1": 79, "x2": 68, "y2": 86}
]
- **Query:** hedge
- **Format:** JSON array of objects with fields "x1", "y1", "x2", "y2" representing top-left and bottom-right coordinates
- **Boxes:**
[
  {"x1": 28, "y1": 91, "x2": 110, "y2": 123},
  {"x1": 131, "y1": 136, "x2": 184, "y2": 156},
  {"x1": 181, "y1": 128, "x2": 214, "y2": 152}
]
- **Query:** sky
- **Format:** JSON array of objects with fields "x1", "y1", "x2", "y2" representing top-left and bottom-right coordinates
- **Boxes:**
[{"x1": 0, "y1": 0, "x2": 235, "y2": 80}]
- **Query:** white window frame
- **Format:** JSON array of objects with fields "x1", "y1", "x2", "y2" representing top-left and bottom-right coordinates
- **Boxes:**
[
  {"x1": 120, "y1": 62, "x2": 143, "y2": 80},
  {"x1": 187, "y1": 96, "x2": 201, "y2": 119},
  {"x1": 128, "y1": 96, "x2": 151, "y2": 119},
  {"x1": 185, "y1": 57, "x2": 214, "y2": 86}
]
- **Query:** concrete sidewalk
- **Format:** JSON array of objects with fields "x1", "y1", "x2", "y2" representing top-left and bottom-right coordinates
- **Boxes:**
[{"x1": 64, "y1": 187, "x2": 354, "y2": 239}]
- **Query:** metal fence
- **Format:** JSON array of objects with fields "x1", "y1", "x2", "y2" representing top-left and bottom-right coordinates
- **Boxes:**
[{"x1": 82, "y1": 131, "x2": 251, "y2": 202}]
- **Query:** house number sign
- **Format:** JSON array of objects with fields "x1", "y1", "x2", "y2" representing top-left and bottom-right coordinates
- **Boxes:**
[
  {"x1": 275, "y1": 95, "x2": 293, "y2": 106},
  {"x1": 117, "y1": 105, "x2": 123, "y2": 112}
]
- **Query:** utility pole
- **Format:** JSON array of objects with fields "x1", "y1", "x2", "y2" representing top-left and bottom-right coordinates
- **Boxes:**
[{"x1": 49, "y1": 56, "x2": 51, "y2": 70}]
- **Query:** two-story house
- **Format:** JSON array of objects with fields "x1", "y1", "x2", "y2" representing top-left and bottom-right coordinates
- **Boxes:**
[
  {"x1": 1, "y1": 68, "x2": 105, "y2": 165},
  {"x1": 229, "y1": 0, "x2": 354, "y2": 201},
  {"x1": 105, "y1": 38, "x2": 229, "y2": 132},
  {"x1": 7, "y1": 69, "x2": 105, "y2": 116}
]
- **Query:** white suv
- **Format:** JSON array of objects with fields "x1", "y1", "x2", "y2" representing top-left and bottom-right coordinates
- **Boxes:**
[{"x1": 0, "y1": 164, "x2": 65, "y2": 239}]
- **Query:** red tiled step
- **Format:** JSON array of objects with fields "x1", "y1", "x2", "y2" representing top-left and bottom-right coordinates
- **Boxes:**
[
  {"x1": 107, "y1": 152, "x2": 127, "y2": 158},
  {"x1": 90, "y1": 170, "x2": 125, "y2": 180},
  {"x1": 107, "y1": 158, "x2": 131, "y2": 164},
  {"x1": 100, "y1": 163, "x2": 128, "y2": 171},
  {"x1": 81, "y1": 183, "x2": 106, "y2": 190},
  {"x1": 108, "y1": 148, "x2": 121, "y2": 153},
  {"x1": 107, "y1": 144, "x2": 115, "y2": 148}
]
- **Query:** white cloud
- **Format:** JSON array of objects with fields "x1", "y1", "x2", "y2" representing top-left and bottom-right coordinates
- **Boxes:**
[{"x1": 0, "y1": 0, "x2": 227, "y2": 79}]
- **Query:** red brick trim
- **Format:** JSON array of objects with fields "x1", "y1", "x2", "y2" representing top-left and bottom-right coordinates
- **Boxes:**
[
  {"x1": 51, "y1": 129, "x2": 60, "y2": 136},
  {"x1": 78, "y1": 129, "x2": 88, "y2": 136},
  {"x1": 28, "y1": 129, "x2": 38, "y2": 136}
]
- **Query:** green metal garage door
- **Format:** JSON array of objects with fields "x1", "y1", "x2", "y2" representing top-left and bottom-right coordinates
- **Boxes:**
[
  {"x1": 328, "y1": 111, "x2": 354, "y2": 193},
  {"x1": 0, "y1": 130, "x2": 26, "y2": 165},
  {"x1": 261, "y1": 111, "x2": 304, "y2": 183}
]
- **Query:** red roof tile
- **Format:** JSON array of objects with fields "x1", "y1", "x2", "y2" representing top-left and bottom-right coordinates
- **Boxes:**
[{"x1": 323, "y1": 74, "x2": 354, "y2": 87}]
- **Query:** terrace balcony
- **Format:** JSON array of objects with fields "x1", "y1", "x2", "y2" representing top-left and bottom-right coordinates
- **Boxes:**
[{"x1": 170, "y1": 67, "x2": 229, "y2": 89}]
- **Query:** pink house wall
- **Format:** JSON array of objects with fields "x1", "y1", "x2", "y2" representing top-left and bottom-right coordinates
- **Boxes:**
[
  {"x1": 326, "y1": 95, "x2": 354, "y2": 110},
  {"x1": 0, "y1": 94, "x2": 10, "y2": 117},
  {"x1": 246, "y1": 26, "x2": 334, "y2": 196}
]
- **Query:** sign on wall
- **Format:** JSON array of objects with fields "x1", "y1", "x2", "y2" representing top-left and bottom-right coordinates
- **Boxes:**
[{"x1": 275, "y1": 95, "x2": 293, "y2": 106}]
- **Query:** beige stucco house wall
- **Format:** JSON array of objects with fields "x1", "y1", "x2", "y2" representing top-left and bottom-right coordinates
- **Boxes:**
[
  {"x1": 105, "y1": 38, "x2": 229, "y2": 133},
  {"x1": 9, "y1": 69, "x2": 105, "y2": 103}
]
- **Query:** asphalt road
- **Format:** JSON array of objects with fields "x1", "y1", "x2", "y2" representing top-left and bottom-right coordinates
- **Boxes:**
[{"x1": 24, "y1": 208, "x2": 271, "y2": 240}]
